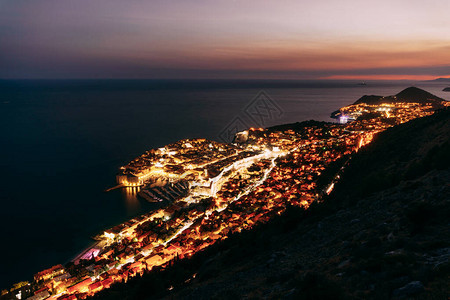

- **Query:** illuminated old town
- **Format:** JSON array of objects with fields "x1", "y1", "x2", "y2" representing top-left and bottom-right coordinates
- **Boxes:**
[{"x1": 3, "y1": 88, "x2": 448, "y2": 300}]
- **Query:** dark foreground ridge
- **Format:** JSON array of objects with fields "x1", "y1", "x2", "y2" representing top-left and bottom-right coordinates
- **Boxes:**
[{"x1": 92, "y1": 109, "x2": 449, "y2": 299}]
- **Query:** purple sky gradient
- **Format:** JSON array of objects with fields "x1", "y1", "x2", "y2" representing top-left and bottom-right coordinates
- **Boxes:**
[{"x1": 1, "y1": 0, "x2": 449, "y2": 79}]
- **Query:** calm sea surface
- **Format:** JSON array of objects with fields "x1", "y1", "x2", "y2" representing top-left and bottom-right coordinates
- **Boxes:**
[{"x1": 0, "y1": 79, "x2": 448, "y2": 287}]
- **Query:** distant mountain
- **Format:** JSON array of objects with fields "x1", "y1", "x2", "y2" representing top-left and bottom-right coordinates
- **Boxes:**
[
  {"x1": 354, "y1": 87, "x2": 446, "y2": 107},
  {"x1": 426, "y1": 77, "x2": 450, "y2": 82}
]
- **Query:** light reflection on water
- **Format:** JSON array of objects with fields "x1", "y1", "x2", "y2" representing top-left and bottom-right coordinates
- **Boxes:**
[{"x1": 122, "y1": 186, "x2": 142, "y2": 215}]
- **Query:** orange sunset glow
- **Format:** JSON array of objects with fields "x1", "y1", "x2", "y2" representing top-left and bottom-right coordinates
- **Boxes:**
[{"x1": 1, "y1": 0, "x2": 449, "y2": 79}]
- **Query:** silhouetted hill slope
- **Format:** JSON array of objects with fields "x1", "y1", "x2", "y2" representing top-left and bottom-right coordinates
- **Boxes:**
[
  {"x1": 268, "y1": 120, "x2": 330, "y2": 132},
  {"x1": 352, "y1": 94, "x2": 386, "y2": 105},
  {"x1": 331, "y1": 107, "x2": 450, "y2": 201},
  {"x1": 92, "y1": 109, "x2": 450, "y2": 300},
  {"x1": 354, "y1": 87, "x2": 446, "y2": 106},
  {"x1": 396, "y1": 87, "x2": 445, "y2": 102},
  {"x1": 443, "y1": 87, "x2": 450, "y2": 92}
]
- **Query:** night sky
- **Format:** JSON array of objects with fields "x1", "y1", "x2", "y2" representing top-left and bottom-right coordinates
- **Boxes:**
[{"x1": 1, "y1": 0, "x2": 450, "y2": 79}]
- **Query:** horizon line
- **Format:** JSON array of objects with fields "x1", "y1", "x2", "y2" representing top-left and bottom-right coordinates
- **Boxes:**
[{"x1": 1, "y1": 77, "x2": 448, "y2": 81}]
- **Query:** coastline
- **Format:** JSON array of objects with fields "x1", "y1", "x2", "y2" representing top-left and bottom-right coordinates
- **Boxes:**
[
  {"x1": 1, "y1": 82, "x2": 448, "y2": 292},
  {"x1": 70, "y1": 241, "x2": 102, "y2": 265}
]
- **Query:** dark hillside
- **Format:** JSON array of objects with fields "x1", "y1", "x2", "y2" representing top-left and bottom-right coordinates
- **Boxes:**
[
  {"x1": 396, "y1": 87, "x2": 445, "y2": 103},
  {"x1": 268, "y1": 120, "x2": 330, "y2": 133},
  {"x1": 353, "y1": 95, "x2": 389, "y2": 105},
  {"x1": 331, "y1": 107, "x2": 450, "y2": 203},
  {"x1": 354, "y1": 87, "x2": 446, "y2": 107}
]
